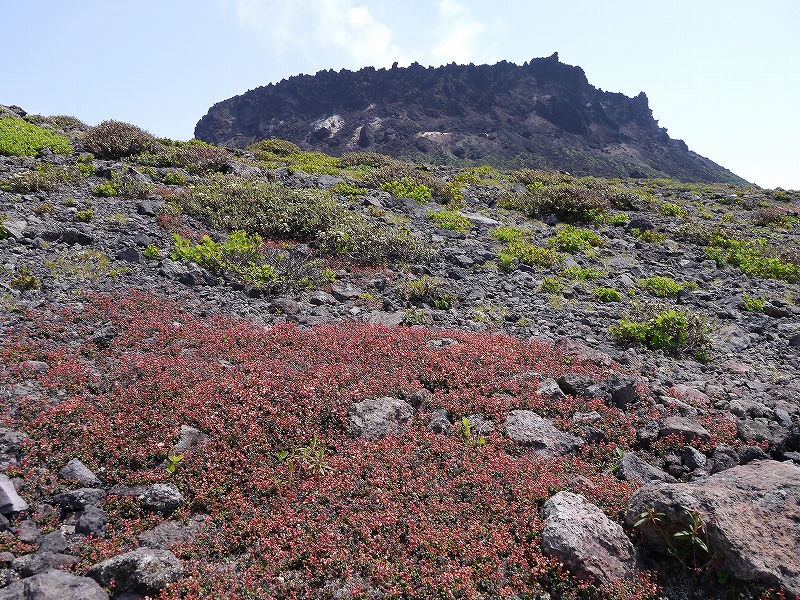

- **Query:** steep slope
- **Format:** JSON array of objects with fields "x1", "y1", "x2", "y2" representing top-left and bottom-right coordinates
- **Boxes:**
[{"x1": 195, "y1": 54, "x2": 746, "y2": 184}]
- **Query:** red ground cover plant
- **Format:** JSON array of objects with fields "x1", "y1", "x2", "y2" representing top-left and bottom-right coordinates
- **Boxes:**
[{"x1": 2, "y1": 290, "x2": 661, "y2": 599}]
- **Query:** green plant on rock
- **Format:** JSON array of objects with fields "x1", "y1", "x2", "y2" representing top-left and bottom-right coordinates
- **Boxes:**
[
  {"x1": 397, "y1": 276, "x2": 456, "y2": 309},
  {"x1": 381, "y1": 177, "x2": 433, "y2": 203},
  {"x1": 1, "y1": 163, "x2": 86, "y2": 193},
  {"x1": 0, "y1": 116, "x2": 72, "y2": 156},
  {"x1": 593, "y1": 287, "x2": 622, "y2": 302},
  {"x1": 84, "y1": 120, "x2": 156, "y2": 159},
  {"x1": 75, "y1": 209, "x2": 94, "y2": 222},
  {"x1": 561, "y1": 265, "x2": 603, "y2": 281},
  {"x1": 540, "y1": 277, "x2": 565, "y2": 294},
  {"x1": 742, "y1": 294, "x2": 765, "y2": 313},
  {"x1": 286, "y1": 151, "x2": 340, "y2": 176},
  {"x1": 490, "y1": 226, "x2": 524, "y2": 243},
  {"x1": 331, "y1": 182, "x2": 367, "y2": 197},
  {"x1": 172, "y1": 231, "x2": 277, "y2": 286},
  {"x1": 610, "y1": 302, "x2": 712, "y2": 358},
  {"x1": 92, "y1": 181, "x2": 118, "y2": 197},
  {"x1": 637, "y1": 276, "x2": 683, "y2": 297},
  {"x1": 10, "y1": 265, "x2": 40, "y2": 290},
  {"x1": 460, "y1": 417, "x2": 486, "y2": 447},
  {"x1": 549, "y1": 225, "x2": 604, "y2": 253},
  {"x1": 498, "y1": 241, "x2": 559, "y2": 271},
  {"x1": 427, "y1": 209, "x2": 471, "y2": 233},
  {"x1": 634, "y1": 507, "x2": 714, "y2": 570},
  {"x1": 45, "y1": 250, "x2": 128, "y2": 280},
  {"x1": 660, "y1": 202, "x2": 684, "y2": 217},
  {"x1": 163, "y1": 171, "x2": 186, "y2": 185},
  {"x1": 631, "y1": 228, "x2": 667, "y2": 244},
  {"x1": 143, "y1": 245, "x2": 160, "y2": 259}
]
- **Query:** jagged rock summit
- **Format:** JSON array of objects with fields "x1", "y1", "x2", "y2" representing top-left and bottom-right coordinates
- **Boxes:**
[{"x1": 196, "y1": 53, "x2": 745, "y2": 183}]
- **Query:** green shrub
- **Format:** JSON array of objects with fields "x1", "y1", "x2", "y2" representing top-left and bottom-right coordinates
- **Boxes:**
[
  {"x1": 549, "y1": 225, "x2": 604, "y2": 253},
  {"x1": 363, "y1": 162, "x2": 441, "y2": 197},
  {"x1": 632, "y1": 228, "x2": 667, "y2": 243},
  {"x1": 593, "y1": 287, "x2": 622, "y2": 302},
  {"x1": 0, "y1": 116, "x2": 72, "y2": 156},
  {"x1": 163, "y1": 171, "x2": 186, "y2": 185},
  {"x1": 45, "y1": 250, "x2": 128, "y2": 279},
  {"x1": 610, "y1": 303, "x2": 712, "y2": 359},
  {"x1": 397, "y1": 276, "x2": 456, "y2": 309},
  {"x1": 143, "y1": 245, "x2": 160, "y2": 259},
  {"x1": 10, "y1": 265, "x2": 40, "y2": 290},
  {"x1": 84, "y1": 120, "x2": 156, "y2": 159},
  {"x1": 338, "y1": 151, "x2": 397, "y2": 169},
  {"x1": 638, "y1": 276, "x2": 684, "y2": 297},
  {"x1": 135, "y1": 143, "x2": 231, "y2": 174},
  {"x1": 427, "y1": 209, "x2": 471, "y2": 233},
  {"x1": 0, "y1": 164, "x2": 85, "y2": 193},
  {"x1": 704, "y1": 234, "x2": 800, "y2": 283},
  {"x1": 660, "y1": 202, "x2": 684, "y2": 217},
  {"x1": 498, "y1": 241, "x2": 560, "y2": 270},
  {"x1": 286, "y1": 152, "x2": 340, "y2": 175},
  {"x1": 172, "y1": 231, "x2": 276, "y2": 286},
  {"x1": 561, "y1": 265, "x2": 603, "y2": 281},
  {"x1": 92, "y1": 182, "x2": 118, "y2": 197},
  {"x1": 490, "y1": 226, "x2": 525, "y2": 243},
  {"x1": 331, "y1": 182, "x2": 367, "y2": 197},
  {"x1": 75, "y1": 209, "x2": 94, "y2": 222},
  {"x1": 178, "y1": 175, "x2": 429, "y2": 265},
  {"x1": 751, "y1": 206, "x2": 794, "y2": 227},
  {"x1": 742, "y1": 295, "x2": 765, "y2": 313},
  {"x1": 381, "y1": 177, "x2": 432, "y2": 203},
  {"x1": 540, "y1": 277, "x2": 565, "y2": 294},
  {"x1": 247, "y1": 138, "x2": 301, "y2": 160},
  {"x1": 525, "y1": 184, "x2": 610, "y2": 222}
]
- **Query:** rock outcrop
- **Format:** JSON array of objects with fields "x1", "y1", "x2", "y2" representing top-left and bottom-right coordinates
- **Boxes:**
[{"x1": 195, "y1": 55, "x2": 746, "y2": 183}]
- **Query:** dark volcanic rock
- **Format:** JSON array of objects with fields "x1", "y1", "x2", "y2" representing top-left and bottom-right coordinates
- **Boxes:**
[{"x1": 195, "y1": 56, "x2": 745, "y2": 183}]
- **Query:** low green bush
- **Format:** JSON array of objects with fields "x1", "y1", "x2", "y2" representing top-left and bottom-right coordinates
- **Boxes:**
[
  {"x1": 742, "y1": 295, "x2": 765, "y2": 313},
  {"x1": 0, "y1": 164, "x2": 85, "y2": 193},
  {"x1": 490, "y1": 226, "x2": 525, "y2": 243},
  {"x1": 381, "y1": 177, "x2": 432, "y2": 203},
  {"x1": 660, "y1": 202, "x2": 684, "y2": 217},
  {"x1": 540, "y1": 277, "x2": 565, "y2": 294},
  {"x1": 427, "y1": 209, "x2": 471, "y2": 233},
  {"x1": 610, "y1": 302, "x2": 712, "y2": 359},
  {"x1": 632, "y1": 228, "x2": 667, "y2": 243},
  {"x1": 0, "y1": 116, "x2": 72, "y2": 156},
  {"x1": 549, "y1": 225, "x2": 604, "y2": 253},
  {"x1": 498, "y1": 241, "x2": 559, "y2": 271},
  {"x1": 84, "y1": 120, "x2": 156, "y2": 159},
  {"x1": 593, "y1": 287, "x2": 622, "y2": 302},
  {"x1": 637, "y1": 276, "x2": 684, "y2": 297},
  {"x1": 397, "y1": 276, "x2": 456, "y2": 309},
  {"x1": 561, "y1": 265, "x2": 603, "y2": 281}
]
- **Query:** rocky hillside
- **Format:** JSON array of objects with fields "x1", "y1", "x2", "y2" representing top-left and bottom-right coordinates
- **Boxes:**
[
  {"x1": 1, "y1": 104, "x2": 799, "y2": 600},
  {"x1": 195, "y1": 54, "x2": 746, "y2": 185}
]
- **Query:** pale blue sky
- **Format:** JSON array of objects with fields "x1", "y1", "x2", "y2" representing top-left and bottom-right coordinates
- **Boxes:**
[{"x1": 2, "y1": 1, "x2": 798, "y2": 189}]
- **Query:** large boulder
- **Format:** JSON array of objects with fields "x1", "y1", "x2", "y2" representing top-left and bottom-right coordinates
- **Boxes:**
[
  {"x1": 0, "y1": 475, "x2": 28, "y2": 514},
  {"x1": 348, "y1": 397, "x2": 414, "y2": 439},
  {"x1": 504, "y1": 410, "x2": 582, "y2": 456},
  {"x1": 626, "y1": 460, "x2": 800, "y2": 596},
  {"x1": 58, "y1": 458, "x2": 101, "y2": 487},
  {"x1": 87, "y1": 547, "x2": 183, "y2": 594},
  {"x1": 616, "y1": 453, "x2": 676, "y2": 485},
  {"x1": 0, "y1": 571, "x2": 108, "y2": 600},
  {"x1": 541, "y1": 492, "x2": 639, "y2": 585}
]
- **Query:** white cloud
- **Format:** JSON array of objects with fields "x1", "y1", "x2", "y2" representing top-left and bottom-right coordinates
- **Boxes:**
[
  {"x1": 234, "y1": 0, "x2": 406, "y2": 68},
  {"x1": 431, "y1": 0, "x2": 485, "y2": 64}
]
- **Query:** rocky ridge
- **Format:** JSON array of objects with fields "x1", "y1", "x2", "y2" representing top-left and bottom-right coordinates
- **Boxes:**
[
  {"x1": 195, "y1": 54, "x2": 746, "y2": 184},
  {"x1": 0, "y1": 103, "x2": 799, "y2": 599}
]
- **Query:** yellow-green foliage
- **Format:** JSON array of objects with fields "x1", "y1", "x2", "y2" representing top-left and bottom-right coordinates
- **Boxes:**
[
  {"x1": 637, "y1": 276, "x2": 684, "y2": 297},
  {"x1": 427, "y1": 209, "x2": 471, "y2": 233},
  {"x1": 498, "y1": 241, "x2": 560, "y2": 270},
  {"x1": 593, "y1": 287, "x2": 622, "y2": 302},
  {"x1": 381, "y1": 177, "x2": 432, "y2": 203},
  {"x1": 172, "y1": 231, "x2": 277, "y2": 286},
  {"x1": 561, "y1": 265, "x2": 603, "y2": 281},
  {"x1": 45, "y1": 250, "x2": 128, "y2": 280},
  {"x1": 540, "y1": 276, "x2": 565, "y2": 294},
  {"x1": 549, "y1": 225, "x2": 604, "y2": 253},
  {"x1": 490, "y1": 227, "x2": 525, "y2": 243},
  {"x1": 1, "y1": 163, "x2": 85, "y2": 193},
  {"x1": 610, "y1": 303, "x2": 712, "y2": 359},
  {"x1": 286, "y1": 152, "x2": 340, "y2": 175},
  {"x1": 0, "y1": 116, "x2": 72, "y2": 156}
]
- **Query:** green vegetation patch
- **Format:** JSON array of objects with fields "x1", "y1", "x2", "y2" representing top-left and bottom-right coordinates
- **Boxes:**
[
  {"x1": 45, "y1": 250, "x2": 128, "y2": 280},
  {"x1": 549, "y1": 225, "x2": 604, "y2": 253},
  {"x1": 1, "y1": 163, "x2": 86, "y2": 193},
  {"x1": 593, "y1": 287, "x2": 623, "y2": 302},
  {"x1": 381, "y1": 177, "x2": 433, "y2": 203},
  {"x1": 84, "y1": 120, "x2": 155, "y2": 159},
  {"x1": 0, "y1": 116, "x2": 72, "y2": 156},
  {"x1": 498, "y1": 241, "x2": 560, "y2": 271},
  {"x1": 427, "y1": 209, "x2": 471, "y2": 233},
  {"x1": 637, "y1": 276, "x2": 684, "y2": 297},
  {"x1": 490, "y1": 226, "x2": 525, "y2": 243},
  {"x1": 396, "y1": 275, "x2": 456, "y2": 309}
]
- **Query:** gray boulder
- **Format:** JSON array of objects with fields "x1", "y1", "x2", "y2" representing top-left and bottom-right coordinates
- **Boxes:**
[
  {"x1": 0, "y1": 571, "x2": 108, "y2": 600},
  {"x1": 11, "y1": 552, "x2": 79, "y2": 577},
  {"x1": 88, "y1": 547, "x2": 183, "y2": 594},
  {"x1": 0, "y1": 430, "x2": 28, "y2": 469},
  {"x1": 57, "y1": 458, "x2": 101, "y2": 487},
  {"x1": 541, "y1": 492, "x2": 638, "y2": 585},
  {"x1": 349, "y1": 397, "x2": 414, "y2": 439},
  {"x1": 75, "y1": 505, "x2": 108, "y2": 537},
  {"x1": 617, "y1": 453, "x2": 677, "y2": 485},
  {"x1": 0, "y1": 475, "x2": 28, "y2": 514},
  {"x1": 659, "y1": 416, "x2": 711, "y2": 442},
  {"x1": 136, "y1": 517, "x2": 204, "y2": 549},
  {"x1": 504, "y1": 410, "x2": 582, "y2": 456},
  {"x1": 626, "y1": 460, "x2": 800, "y2": 596},
  {"x1": 49, "y1": 488, "x2": 105, "y2": 511},
  {"x1": 172, "y1": 425, "x2": 209, "y2": 455}
]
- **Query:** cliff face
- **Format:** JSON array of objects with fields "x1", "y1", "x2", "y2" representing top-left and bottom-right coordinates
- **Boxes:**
[{"x1": 195, "y1": 54, "x2": 746, "y2": 183}]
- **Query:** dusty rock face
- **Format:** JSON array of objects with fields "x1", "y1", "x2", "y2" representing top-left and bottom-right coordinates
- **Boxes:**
[
  {"x1": 504, "y1": 410, "x2": 582, "y2": 456},
  {"x1": 626, "y1": 460, "x2": 800, "y2": 596},
  {"x1": 349, "y1": 397, "x2": 414, "y2": 439},
  {"x1": 541, "y1": 492, "x2": 639, "y2": 585},
  {"x1": 0, "y1": 570, "x2": 109, "y2": 600},
  {"x1": 87, "y1": 547, "x2": 183, "y2": 594},
  {"x1": 194, "y1": 56, "x2": 746, "y2": 183}
]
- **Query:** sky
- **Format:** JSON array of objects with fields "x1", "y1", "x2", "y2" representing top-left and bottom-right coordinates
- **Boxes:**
[{"x1": 2, "y1": 1, "x2": 798, "y2": 190}]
